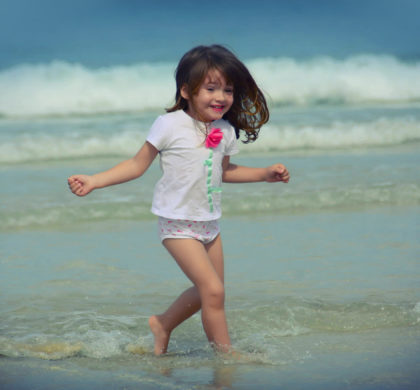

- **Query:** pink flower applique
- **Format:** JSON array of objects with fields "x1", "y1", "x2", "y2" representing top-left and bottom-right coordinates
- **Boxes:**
[{"x1": 205, "y1": 128, "x2": 223, "y2": 148}]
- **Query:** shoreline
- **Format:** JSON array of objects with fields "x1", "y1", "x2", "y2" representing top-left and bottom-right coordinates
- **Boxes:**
[{"x1": 2, "y1": 327, "x2": 419, "y2": 390}]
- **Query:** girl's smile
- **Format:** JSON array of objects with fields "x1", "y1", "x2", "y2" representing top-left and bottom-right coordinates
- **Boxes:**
[
  {"x1": 181, "y1": 69, "x2": 234, "y2": 123},
  {"x1": 211, "y1": 104, "x2": 225, "y2": 112}
]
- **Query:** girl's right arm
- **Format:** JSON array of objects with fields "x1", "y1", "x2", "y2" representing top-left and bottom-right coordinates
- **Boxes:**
[{"x1": 68, "y1": 141, "x2": 159, "y2": 197}]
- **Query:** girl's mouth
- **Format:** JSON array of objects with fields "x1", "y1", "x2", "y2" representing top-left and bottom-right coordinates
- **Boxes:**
[{"x1": 211, "y1": 105, "x2": 224, "y2": 112}]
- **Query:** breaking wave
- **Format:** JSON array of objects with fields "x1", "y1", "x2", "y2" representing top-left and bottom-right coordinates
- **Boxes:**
[{"x1": 1, "y1": 55, "x2": 420, "y2": 118}]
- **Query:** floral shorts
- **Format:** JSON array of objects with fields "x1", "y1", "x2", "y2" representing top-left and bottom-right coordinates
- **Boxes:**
[{"x1": 158, "y1": 217, "x2": 220, "y2": 244}]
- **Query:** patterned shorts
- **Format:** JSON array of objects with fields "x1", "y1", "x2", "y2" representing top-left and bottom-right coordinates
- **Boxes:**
[{"x1": 158, "y1": 217, "x2": 220, "y2": 244}]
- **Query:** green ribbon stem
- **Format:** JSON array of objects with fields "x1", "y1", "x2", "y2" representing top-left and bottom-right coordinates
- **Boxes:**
[{"x1": 204, "y1": 149, "x2": 222, "y2": 212}]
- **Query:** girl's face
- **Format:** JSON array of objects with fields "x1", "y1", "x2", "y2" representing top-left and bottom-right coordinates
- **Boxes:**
[{"x1": 181, "y1": 69, "x2": 234, "y2": 123}]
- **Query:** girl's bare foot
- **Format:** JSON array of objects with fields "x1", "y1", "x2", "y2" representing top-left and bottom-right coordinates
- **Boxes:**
[{"x1": 148, "y1": 315, "x2": 170, "y2": 355}]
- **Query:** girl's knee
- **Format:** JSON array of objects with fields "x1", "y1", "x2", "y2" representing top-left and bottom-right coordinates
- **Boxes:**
[{"x1": 202, "y1": 281, "x2": 225, "y2": 308}]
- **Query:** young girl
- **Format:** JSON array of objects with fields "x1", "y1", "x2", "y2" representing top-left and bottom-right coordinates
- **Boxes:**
[{"x1": 68, "y1": 45, "x2": 289, "y2": 355}]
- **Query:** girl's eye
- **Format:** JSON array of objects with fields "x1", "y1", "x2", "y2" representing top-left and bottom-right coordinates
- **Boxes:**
[{"x1": 225, "y1": 89, "x2": 234, "y2": 94}]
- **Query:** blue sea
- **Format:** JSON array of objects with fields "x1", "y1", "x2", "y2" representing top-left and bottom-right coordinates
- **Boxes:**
[{"x1": 1, "y1": 1, "x2": 420, "y2": 389}]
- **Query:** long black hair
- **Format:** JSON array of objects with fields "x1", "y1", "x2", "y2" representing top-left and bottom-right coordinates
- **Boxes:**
[{"x1": 166, "y1": 45, "x2": 269, "y2": 142}]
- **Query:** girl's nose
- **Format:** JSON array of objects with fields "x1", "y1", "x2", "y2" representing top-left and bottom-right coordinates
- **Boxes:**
[{"x1": 215, "y1": 89, "x2": 226, "y2": 101}]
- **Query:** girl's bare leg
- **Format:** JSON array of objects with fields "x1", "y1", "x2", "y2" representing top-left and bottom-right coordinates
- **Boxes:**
[
  {"x1": 149, "y1": 235, "x2": 229, "y2": 355},
  {"x1": 149, "y1": 287, "x2": 200, "y2": 355}
]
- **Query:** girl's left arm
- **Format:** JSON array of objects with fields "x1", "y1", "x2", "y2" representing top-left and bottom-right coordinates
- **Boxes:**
[{"x1": 222, "y1": 156, "x2": 289, "y2": 183}]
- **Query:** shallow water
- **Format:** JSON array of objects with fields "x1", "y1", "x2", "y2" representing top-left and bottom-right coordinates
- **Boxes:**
[
  {"x1": 1, "y1": 208, "x2": 420, "y2": 388},
  {"x1": 1, "y1": 104, "x2": 420, "y2": 388}
]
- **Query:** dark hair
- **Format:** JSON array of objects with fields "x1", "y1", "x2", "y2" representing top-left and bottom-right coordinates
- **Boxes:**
[{"x1": 166, "y1": 45, "x2": 269, "y2": 143}]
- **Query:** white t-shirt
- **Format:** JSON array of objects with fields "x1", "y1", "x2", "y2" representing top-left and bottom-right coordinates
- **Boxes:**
[{"x1": 146, "y1": 110, "x2": 239, "y2": 221}]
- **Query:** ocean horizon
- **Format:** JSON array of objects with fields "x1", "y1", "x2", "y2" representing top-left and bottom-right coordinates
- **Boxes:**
[{"x1": 1, "y1": 0, "x2": 420, "y2": 69}]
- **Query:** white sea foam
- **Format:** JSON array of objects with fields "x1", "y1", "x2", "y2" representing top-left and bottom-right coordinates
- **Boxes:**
[
  {"x1": 1, "y1": 55, "x2": 420, "y2": 117},
  {"x1": 0, "y1": 130, "x2": 143, "y2": 163},
  {"x1": 1, "y1": 300, "x2": 417, "y2": 361},
  {"x1": 0, "y1": 115, "x2": 418, "y2": 164},
  {"x1": 249, "y1": 55, "x2": 420, "y2": 106},
  {"x1": 0, "y1": 61, "x2": 175, "y2": 117},
  {"x1": 243, "y1": 116, "x2": 420, "y2": 153}
]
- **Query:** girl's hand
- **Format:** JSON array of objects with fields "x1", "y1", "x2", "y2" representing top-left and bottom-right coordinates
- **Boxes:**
[
  {"x1": 68, "y1": 175, "x2": 96, "y2": 196},
  {"x1": 265, "y1": 164, "x2": 290, "y2": 183}
]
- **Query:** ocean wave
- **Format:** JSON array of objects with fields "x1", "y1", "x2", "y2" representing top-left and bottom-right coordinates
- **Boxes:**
[
  {"x1": 1, "y1": 116, "x2": 419, "y2": 164},
  {"x1": 1, "y1": 55, "x2": 420, "y2": 117},
  {"x1": 0, "y1": 129, "x2": 143, "y2": 164},
  {"x1": 244, "y1": 116, "x2": 420, "y2": 153},
  {"x1": 249, "y1": 55, "x2": 420, "y2": 107}
]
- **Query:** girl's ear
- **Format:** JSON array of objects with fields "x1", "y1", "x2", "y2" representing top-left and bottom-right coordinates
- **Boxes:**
[{"x1": 180, "y1": 84, "x2": 189, "y2": 100}]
